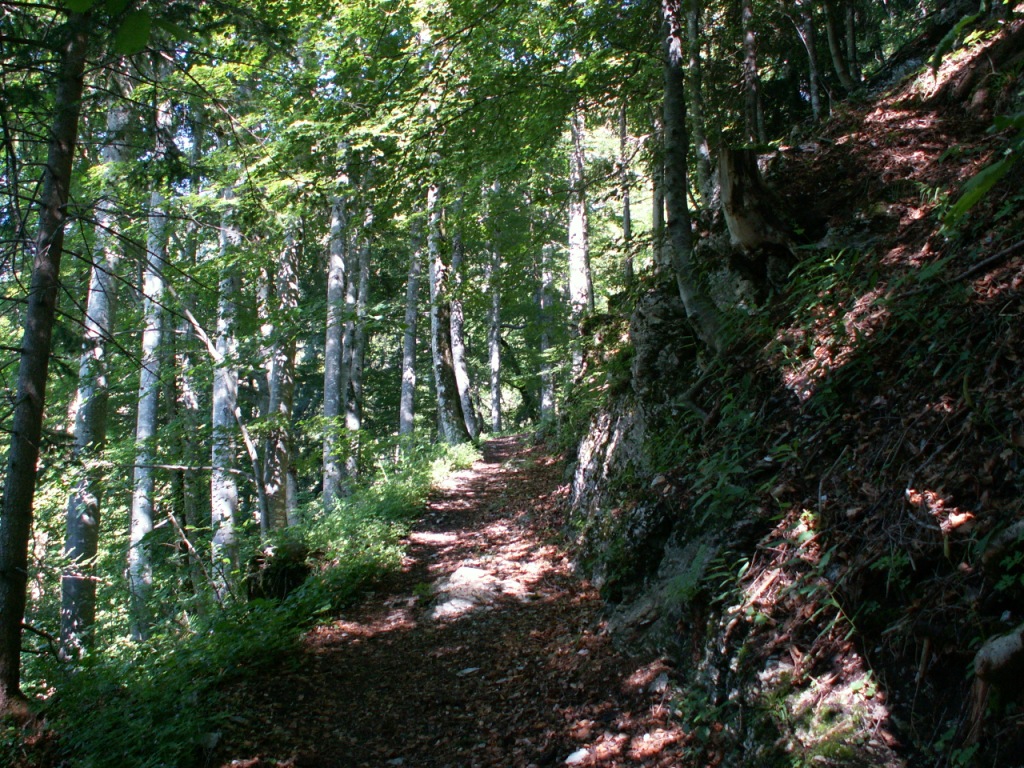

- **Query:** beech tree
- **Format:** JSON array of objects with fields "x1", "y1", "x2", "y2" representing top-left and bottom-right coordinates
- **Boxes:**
[{"x1": 0, "y1": 8, "x2": 91, "y2": 713}]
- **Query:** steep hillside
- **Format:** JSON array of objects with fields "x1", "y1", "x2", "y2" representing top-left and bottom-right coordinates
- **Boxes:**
[{"x1": 568, "y1": 15, "x2": 1024, "y2": 767}]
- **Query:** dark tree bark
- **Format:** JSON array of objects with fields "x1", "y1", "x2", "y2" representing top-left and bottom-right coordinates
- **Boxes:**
[
  {"x1": 720, "y1": 147, "x2": 797, "y2": 295},
  {"x1": 685, "y1": 0, "x2": 713, "y2": 208},
  {"x1": 662, "y1": 0, "x2": 725, "y2": 353},
  {"x1": 741, "y1": 0, "x2": 767, "y2": 144},
  {"x1": 824, "y1": 0, "x2": 857, "y2": 91},
  {"x1": 0, "y1": 12, "x2": 90, "y2": 713}
]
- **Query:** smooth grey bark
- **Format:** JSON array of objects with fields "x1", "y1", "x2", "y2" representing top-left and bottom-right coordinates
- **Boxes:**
[
  {"x1": 427, "y1": 183, "x2": 470, "y2": 445},
  {"x1": 264, "y1": 227, "x2": 299, "y2": 531},
  {"x1": 685, "y1": 0, "x2": 713, "y2": 209},
  {"x1": 322, "y1": 195, "x2": 348, "y2": 512},
  {"x1": 662, "y1": 0, "x2": 725, "y2": 353},
  {"x1": 211, "y1": 204, "x2": 240, "y2": 601},
  {"x1": 399, "y1": 229, "x2": 423, "y2": 438},
  {"x1": 568, "y1": 103, "x2": 593, "y2": 378},
  {"x1": 619, "y1": 104, "x2": 635, "y2": 286},
  {"x1": 486, "y1": 232, "x2": 502, "y2": 433},
  {"x1": 0, "y1": 12, "x2": 89, "y2": 709},
  {"x1": 449, "y1": 231, "x2": 479, "y2": 440},
  {"x1": 538, "y1": 243, "x2": 556, "y2": 421},
  {"x1": 345, "y1": 210, "x2": 371, "y2": 480},
  {"x1": 128, "y1": 179, "x2": 169, "y2": 641},
  {"x1": 60, "y1": 99, "x2": 127, "y2": 658}
]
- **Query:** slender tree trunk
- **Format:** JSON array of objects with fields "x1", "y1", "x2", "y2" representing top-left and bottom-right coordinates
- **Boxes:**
[
  {"x1": 346, "y1": 210, "x2": 371, "y2": 479},
  {"x1": 538, "y1": 243, "x2": 556, "y2": 421},
  {"x1": 211, "y1": 197, "x2": 240, "y2": 602},
  {"x1": 0, "y1": 14, "x2": 90, "y2": 710},
  {"x1": 322, "y1": 195, "x2": 347, "y2": 512},
  {"x1": 651, "y1": 116, "x2": 670, "y2": 274},
  {"x1": 824, "y1": 0, "x2": 857, "y2": 91},
  {"x1": 487, "y1": 235, "x2": 502, "y2": 433},
  {"x1": 60, "y1": 99, "x2": 126, "y2": 658},
  {"x1": 568, "y1": 103, "x2": 593, "y2": 378},
  {"x1": 128, "y1": 177, "x2": 169, "y2": 640},
  {"x1": 795, "y1": 1, "x2": 823, "y2": 122},
  {"x1": 662, "y1": 0, "x2": 725, "y2": 353},
  {"x1": 399, "y1": 228, "x2": 423, "y2": 439},
  {"x1": 427, "y1": 183, "x2": 470, "y2": 444},
  {"x1": 685, "y1": 0, "x2": 713, "y2": 209},
  {"x1": 741, "y1": 0, "x2": 767, "y2": 144},
  {"x1": 619, "y1": 104, "x2": 635, "y2": 285},
  {"x1": 449, "y1": 230, "x2": 479, "y2": 440},
  {"x1": 264, "y1": 227, "x2": 299, "y2": 531},
  {"x1": 845, "y1": 2, "x2": 861, "y2": 82}
]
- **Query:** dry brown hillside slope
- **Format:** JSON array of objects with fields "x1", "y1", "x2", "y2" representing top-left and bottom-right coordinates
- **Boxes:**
[{"x1": 566, "y1": 13, "x2": 1024, "y2": 768}]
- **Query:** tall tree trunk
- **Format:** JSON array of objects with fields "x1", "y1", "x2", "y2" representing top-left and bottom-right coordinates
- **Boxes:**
[
  {"x1": 845, "y1": 2, "x2": 861, "y2": 82},
  {"x1": 685, "y1": 0, "x2": 713, "y2": 209},
  {"x1": 211, "y1": 197, "x2": 240, "y2": 602},
  {"x1": 741, "y1": 0, "x2": 767, "y2": 144},
  {"x1": 794, "y1": 1, "x2": 823, "y2": 122},
  {"x1": 128, "y1": 177, "x2": 169, "y2": 640},
  {"x1": 619, "y1": 103, "x2": 635, "y2": 285},
  {"x1": 487, "y1": 235, "x2": 502, "y2": 433},
  {"x1": 264, "y1": 227, "x2": 299, "y2": 531},
  {"x1": 449, "y1": 230, "x2": 479, "y2": 440},
  {"x1": 651, "y1": 116, "x2": 671, "y2": 274},
  {"x1": 824, "y1": 0, "x2": 857, "y2": 91},
  {"x1": 60, "y1": 99, "x2": 126, "y2": 658},
  {"x1": 0, "y1": 13, "x2": 89, "y2": 710},
  {"x1": 399, "y1": 229, "x2": 423, "y2": 439},
  {"x1": 538, "y1": 243, "x2": 556, "y2": 422},
  {"x1": 662, "y1": 0, "x2": 725, "y2": 353},
  {"x1": 427, "y1": 183, "x2": 470, "y2": 445},
  {"x1": 345, "y1": 210, "x2": 371, "y2": 479},
  {"x1": 322, "y1": 195, "x2": 348, "y2": 512},
  {"x1": 568, "y1": 102, "x2": 593, "y2": 378}
]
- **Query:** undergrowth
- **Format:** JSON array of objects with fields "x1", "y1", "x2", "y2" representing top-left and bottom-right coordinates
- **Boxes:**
[{"x1": 9, "y1": 441, "x2": 479, "y2": 768}]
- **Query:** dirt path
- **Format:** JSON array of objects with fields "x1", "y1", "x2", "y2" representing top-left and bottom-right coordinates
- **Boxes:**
[{"x1": 215, "y1": 436, "x2": 686, "y2": 767}]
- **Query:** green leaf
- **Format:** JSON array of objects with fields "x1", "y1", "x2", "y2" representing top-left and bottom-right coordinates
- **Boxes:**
[
  {"x1": 993, "y1": 113, "x2": 1024, "y2": 132},
  {"x1": 945, "y1": 154, "x2": 1015, "y2": 224},
  {"x1": 113, "y1": 10, "x2": 152, "y2": 55},
  {"x1": 106, "y1": 0, "x2": 130, "y2": 15},
  {"x1": 154, "y1": 19, "x2": 192, "y2": 43},
  {"x1": 63, "y1": 0, "x2": 96, "y2": 11}
]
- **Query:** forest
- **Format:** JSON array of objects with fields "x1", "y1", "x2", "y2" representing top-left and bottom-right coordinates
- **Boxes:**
[{"x1": 1, "y1": 0, "x2": 1023, "y2": 765}]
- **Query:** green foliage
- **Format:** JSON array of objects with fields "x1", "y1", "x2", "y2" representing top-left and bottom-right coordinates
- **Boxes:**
[
  {"x1": 3, "y1": 441, "x2": 479, "y2": 768},
  {"x1": 930, "y1": 12, "x2": 983, "y2": 73},
  {"x1": 945, "y1": 112, "x2": 1024, "y2": 227}
]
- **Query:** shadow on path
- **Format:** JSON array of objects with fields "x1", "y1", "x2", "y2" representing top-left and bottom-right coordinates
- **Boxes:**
[{"x1": 216, "y1": 436, "x2": 686, "y2": 767}]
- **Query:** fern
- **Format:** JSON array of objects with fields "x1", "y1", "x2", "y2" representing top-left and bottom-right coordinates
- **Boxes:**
[{"x1": 930, "y1": 12, "x2": 981, "y2": 73}]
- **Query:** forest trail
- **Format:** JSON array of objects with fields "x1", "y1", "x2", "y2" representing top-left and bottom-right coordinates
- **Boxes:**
[{"x1": 215, "y1": 436, "x2": 686, "y2": 768}]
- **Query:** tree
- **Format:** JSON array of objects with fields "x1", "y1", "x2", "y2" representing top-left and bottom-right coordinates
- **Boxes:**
[
  {"x1": 127, "y1": 91, "x2": 172, "y2": 641},
  {"x1": 323, "y1": 193, "x2": 349, "y2": 510},
  {"x1": 661, "y1": 0, "x2": 725, "y2": 353},
  {"x1": 211, "y1": 195, "x2": 241, "y2": 602},
  {"x1": 399, "y1": 222, "x2": 424, "y2": 439},
  {"x1": 60, "y1": 94, "x2": 129, "y2": 658},
  {"x1": 427, "y1": 183, "x2": 471, "y2": 445},
  {"x1": 567, "y1": 103, "x2": 593, "y2": 378},
  {"x1": 0, "y1": 10, "x2": 91, "y2": 713}
]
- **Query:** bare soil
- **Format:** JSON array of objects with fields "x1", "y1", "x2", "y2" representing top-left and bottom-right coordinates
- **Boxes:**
[{"x1": 214, "y1": 436, "x2": 687, "y2": 768}]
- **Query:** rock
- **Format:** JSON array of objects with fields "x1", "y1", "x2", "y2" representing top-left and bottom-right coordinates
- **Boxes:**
[{"x1": 565, "y1": 747, "x2": 590, "y2": 764}]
